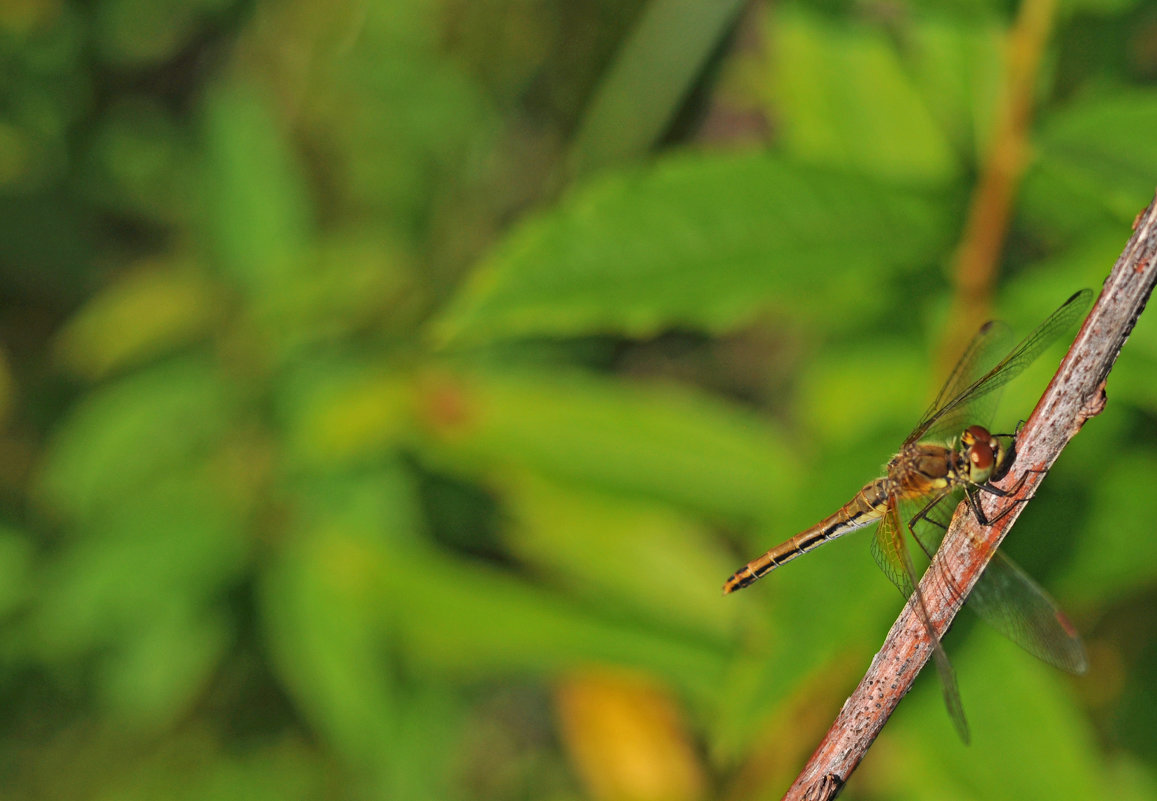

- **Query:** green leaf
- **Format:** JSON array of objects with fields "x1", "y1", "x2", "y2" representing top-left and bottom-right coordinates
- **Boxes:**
[
  {"x1": 432, "y1": 152, "x2": 954, "y2": 346},
  {"x1": 32, "y1": 475, "x2": 246, "y2": 732},
  {"x1": 199, "y1": 81, "x2": 312, "y2": 294},
  {"x1": 0, "y1": 524, "x2": 33, "y2": 618},
  {"x1": 266, "y1": 468, "x2": 728, "y2": 706},
  {"x1": 90, "y1": 733, "x2": 330, "y2": 801},
  {"x1": 767, "y1": 7, "x2": 961, "y2": 183},
  {"x1": 903, "y1": 15, "x2": 1004, "y2": 164},
  {"x1": 34, "y1": 477, "x2": 249, "y2": 661},
  {"x1": 38, "y1": 357, "x2": 237, "y2": 521},
  {"x1": 796, "y1": 337, "x2": 926, "y2": 445},
  {"x1": 260, "y1": 524, "x2": 401, "y2": 771},
  {"x1": 1109, "y1": 351, "x2": 1157, "y2": 413},
  {"x1": 298, "y1": 0, "x2": 494, "y2": 245},
  {"x1": 501, "y1": 474, "x2": 739, "y2": 638},
  {"x1": 1060, "y1": 0, "x2": 1142, "y2": 13},
  {"x1": 1021, "y1": 89, "x2": 1157, "y2": 238},
  {"x1": 97, "y1": 606, "x2": 232, "y2": 730},
  {"x1": 380, "y1": 543, "x2": 731, "y2": 701},
  {"x1": 568, "y1": 0, "x2": 749, "y2": 174},
  {"x1": 83, "y1": 99, "x2": 193, "y2": 224},
  {"x1": 287, "y1": 461, "x2": 427, "y2": 549},
  {"x1": 1055, "y1": 451, "x2": 1157, "y2": 606},
  {"x1": 259, "y1": 460, "x2": 436, "y2": 794},
  {"x1": 93, "y1": 0, "x2": 229, "y2": 67},
  {"x1": 415, "y1": 368, "x2": 798, "y2": 524},
  {"x1": 275, "y1": 232, "x2": 415, "y2": 346}
]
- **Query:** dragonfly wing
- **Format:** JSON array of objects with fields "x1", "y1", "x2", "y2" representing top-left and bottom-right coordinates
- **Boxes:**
[
  {"x1": 968, "y1": 552, "x2": 1088, "y2": 674},
  {"x1": 910, "y1": 319, "x2": 1012, "y2": 444},
  {"x1": 909, "y1": 289, "x2": 1093, "y2": 446},
  {"x1": 872, "y1": 503, "x2": 970, "y2": 742},
  {"x1": 913, "y1": 498, "x2": 1088, "y2": 674},
  {"x1": 870, "y1": 505, "x2": 913, "y2": 598},
  {"x1": 872, "y1": 489, "x2": 954, "y2": 595}
]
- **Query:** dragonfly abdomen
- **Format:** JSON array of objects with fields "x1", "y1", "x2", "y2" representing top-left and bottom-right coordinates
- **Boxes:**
[{"x1": 722, "y1": 479, "x2": 889, "y2": 594}]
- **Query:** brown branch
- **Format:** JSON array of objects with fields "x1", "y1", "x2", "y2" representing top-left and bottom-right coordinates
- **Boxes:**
[{"x1": 782, "y1": 193, "x2": 1157, "y2": 801}]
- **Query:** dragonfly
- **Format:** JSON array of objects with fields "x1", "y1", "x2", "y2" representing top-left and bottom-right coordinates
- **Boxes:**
[{"x1": 723, "y1": 289, "x2": 1093, "y2": 742}]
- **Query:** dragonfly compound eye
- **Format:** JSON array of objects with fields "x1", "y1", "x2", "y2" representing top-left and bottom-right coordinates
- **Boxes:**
[
  {"x1": 968, "y1": 440, "x2": 995, "y2": 476},
  {"x1": 970, "y1": 444, "x2": 991, "y2": 465},
  {"x1": 963, "y1": 424, "x2": 991, "y2": 442}
]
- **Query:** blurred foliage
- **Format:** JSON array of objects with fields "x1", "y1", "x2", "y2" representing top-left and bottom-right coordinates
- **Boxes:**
[{"x1": 1, "y1": 0, "x2": 1157, "y2": 799}]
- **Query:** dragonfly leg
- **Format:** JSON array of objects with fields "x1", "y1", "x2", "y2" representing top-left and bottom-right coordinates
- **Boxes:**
[
  {"x1": 962, "y1": 469, "x2": 1038, "y2": 525},
  {"x1": 907, "y1": 493, "x2": 976, "y2": 612},
  {"x1": 963, "y1": 480, "x2": 1023, "y2": 524},
  {"x1": 909, "y1": 474, "x2": 1025, "y2": 539},
  {"x1": 885, "y1": 504, "x2": 971, "y2": 743},
  {"x1": 984, "y1": 485, "x2": 1032, "y2": 525},
  {"x1": 962, "y1": 485, "x2": 991, "y2": 525},
  {"x1": 907, "y1": 492, "x2": 953, "y2": 560},
  {"x1": 969, "y1": 470, "x2": 1028, "y2": 499}
]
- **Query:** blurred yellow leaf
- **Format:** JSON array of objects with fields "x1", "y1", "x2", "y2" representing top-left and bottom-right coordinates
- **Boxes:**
[
  {"x1": 53, "y1": 262, "x2": 220, "y2": 378},
  {"x1": 555, "y1": 669, "x2": 706, "y2": 801},
  {"x1": 284, "y1": 369, "x2": 412, "y2": 467}
]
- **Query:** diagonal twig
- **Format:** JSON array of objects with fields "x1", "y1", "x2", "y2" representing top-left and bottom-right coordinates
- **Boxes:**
[{"x1": 783, "y1": 193, "x2": 1157, "y2": 801}]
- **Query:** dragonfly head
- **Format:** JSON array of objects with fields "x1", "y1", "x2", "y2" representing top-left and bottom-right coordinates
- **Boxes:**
[{"x1": 960, "y1": 425, "x2": 1009, "y2": 483}]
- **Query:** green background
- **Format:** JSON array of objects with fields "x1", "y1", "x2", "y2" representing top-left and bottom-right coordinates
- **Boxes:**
[{"x1": 1, "y1": 0, "x2": 1156, "y2": 799}]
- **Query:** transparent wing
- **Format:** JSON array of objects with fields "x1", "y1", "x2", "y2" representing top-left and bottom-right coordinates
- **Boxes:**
[
  {"x1": 915, "y1": 498, "x2": 1088, "y2": 675},
  {"x1": 909, "y1": 319, "x2": 1013, "y2": 445},
  {"x1": 870, "y1": 503, "x2": 915, "y2": 597},
  {"x1": 906, "y1": 289, "x2": 1093, "y2": 447},
  {"x1": 871, "y1": 501, "x2": 970, "y2": 742}
]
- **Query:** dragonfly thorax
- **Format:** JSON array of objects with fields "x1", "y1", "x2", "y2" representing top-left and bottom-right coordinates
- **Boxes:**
[
  {"x1": 888, "y1": 443, "x2": 956, "y2": 496},
  {"x1": 888, "y1": 425, "x2": 1011, "y2": 498}
]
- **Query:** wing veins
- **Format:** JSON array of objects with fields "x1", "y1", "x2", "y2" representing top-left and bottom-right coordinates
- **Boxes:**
[{"x1": 905, "y1": 290, "x2": 1092, "y2": 446}]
